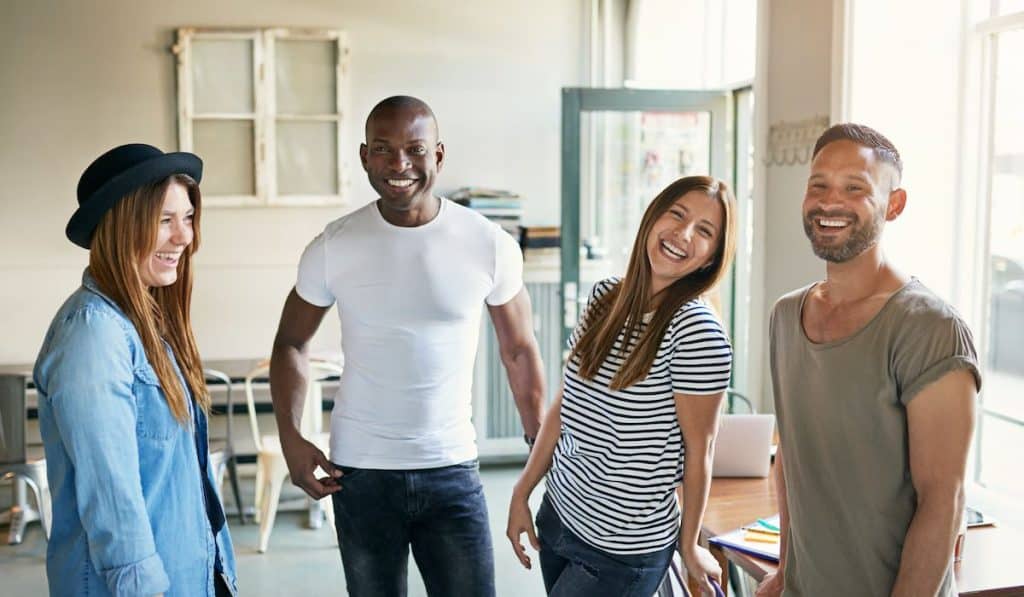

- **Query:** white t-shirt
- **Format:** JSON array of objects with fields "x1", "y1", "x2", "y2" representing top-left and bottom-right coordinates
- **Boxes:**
[{"x1": 295, "y1": 198, "x2": 523, "y2": 469}]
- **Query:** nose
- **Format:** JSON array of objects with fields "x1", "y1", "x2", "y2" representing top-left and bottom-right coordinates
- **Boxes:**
[
  {"x1": 170, "y1": 220, "x2": 193, "y2": 246},
  {"x1": 387, "y1": 149, "x2": 410, "y2": 172},
  {"x1": 673, "y1": 221, "x2": 695, "y2": 242}
]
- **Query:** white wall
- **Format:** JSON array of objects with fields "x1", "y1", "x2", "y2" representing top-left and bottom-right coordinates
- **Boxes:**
[{"x1": 0, "y1": 0, "x2": 583, "y2": 364}]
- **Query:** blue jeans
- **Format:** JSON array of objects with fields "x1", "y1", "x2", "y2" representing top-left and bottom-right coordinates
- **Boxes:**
[
  {"x1": 536, "y1": 494, "x2": 675, "y2": 597},
  {"x1": 330, "y1": 460, "x2": 495, "y2": 597}
]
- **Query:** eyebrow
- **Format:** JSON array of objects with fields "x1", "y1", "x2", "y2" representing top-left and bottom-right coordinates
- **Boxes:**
[{"x1": 808, "y1": 173, "x2": 871, "y2": 184}]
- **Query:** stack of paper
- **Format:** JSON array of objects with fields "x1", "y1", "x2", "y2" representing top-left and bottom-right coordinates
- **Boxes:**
[{"x1": 708, "y1": 514, "x2": 781, "y2": 562}]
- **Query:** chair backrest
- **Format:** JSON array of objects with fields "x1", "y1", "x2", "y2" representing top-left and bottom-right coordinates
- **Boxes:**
[
  {"x1": 243, "y1": 358, "x2": 343, "y2": 451},
  {"x1": 203, "y1": 368, "x2": 234, "y2": 447},
  {"x1": 0, "y1": 374, "x2": 28, "y2": 466},
  {"x1": 724, "y1": 388, "x2": 756, "y2": 414}
]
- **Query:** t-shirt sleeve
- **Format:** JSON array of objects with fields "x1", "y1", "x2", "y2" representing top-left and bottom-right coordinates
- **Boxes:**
[
  {"x1": 896, "y1": 311, "x2": 981, "y2": 406},
  {"x1": 294, "y1": 232, "x2": 335, "y2": 308},
  {"x1": 485, "y1": 227, "x2": 524, "y2": 306},
  {"x1": 671, "y1": 303, "x2": 733, "y2": 395}
]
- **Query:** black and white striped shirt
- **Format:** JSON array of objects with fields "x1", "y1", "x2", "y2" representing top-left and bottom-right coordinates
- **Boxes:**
[{"x1": 546, "y1": 277, "x2": 733, "y2": 555}]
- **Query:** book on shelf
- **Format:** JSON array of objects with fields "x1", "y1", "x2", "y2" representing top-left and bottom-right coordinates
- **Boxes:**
[
  {"x1": 450, "y1": 186, "x2": 521, "y2": 200},
  {"x1": 519, "y1": 225, "x2": 561, "y2": 249},
  {"x1": 707, "y1": 514, "x2": 781, "y2": 563}
]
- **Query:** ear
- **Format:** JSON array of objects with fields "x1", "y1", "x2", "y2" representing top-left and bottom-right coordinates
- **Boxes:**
[
  {"x1": 435, "y1": 141, "x2": 445, "y2": 172},
  {"x1": 885, "y1": 188, "x2": 907, "y2": 221},
  {"x1": 359, "y1": 143, "x2": 369, "y2": 172}
]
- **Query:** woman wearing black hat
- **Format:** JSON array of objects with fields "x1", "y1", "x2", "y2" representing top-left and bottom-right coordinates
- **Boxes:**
[{"x1": 33, "y1": 144, "x2": 237, "y2": 596}]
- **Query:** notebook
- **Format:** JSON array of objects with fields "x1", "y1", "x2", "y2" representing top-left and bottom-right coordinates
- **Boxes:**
[
  {"x1": 708, "y1": 514, "x2": 782, "y2": 562},
  {"x1": 712, "y1": 414, "x2": 775, "y2": 478}
]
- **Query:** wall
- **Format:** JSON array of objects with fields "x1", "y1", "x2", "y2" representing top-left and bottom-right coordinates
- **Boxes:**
[
  {"x1": 0, "y1": 0, "x2": 583, "y2": 363},
  {"x1": 749, "y1": 0, "x2": 837, "y2": 409}
]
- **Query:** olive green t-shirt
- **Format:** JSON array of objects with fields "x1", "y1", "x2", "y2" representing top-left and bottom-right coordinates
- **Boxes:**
[{"x1": 770, "y1": 279, "x2": 981, "y2": 597}]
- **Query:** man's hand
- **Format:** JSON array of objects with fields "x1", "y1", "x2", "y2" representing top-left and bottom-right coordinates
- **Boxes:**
[
  {"x1": 506, "y1": 495, "x2": 540, "y2": 569},
  {"x1": 279, "y1": 433, "x2": 342, "y2": 499},
  {"x1": 755, "y1": 570, "x2": 784, "y2": 597}
]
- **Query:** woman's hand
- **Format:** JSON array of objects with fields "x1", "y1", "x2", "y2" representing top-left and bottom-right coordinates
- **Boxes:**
[
  {"x1": 682, "y1": 544, "x2": 723, "y2": 596},
  {"x1": 506, "y1": 493, "x2": 540, "y2": 569}
]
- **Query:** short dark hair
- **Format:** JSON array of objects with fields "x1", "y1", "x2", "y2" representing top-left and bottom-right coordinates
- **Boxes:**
[
  {"x1": 366, "y1": 95, "x2": 437, "y2": 131},
  {"x1": 812, "y1": 123, "x2": 902, "y2": 186}
]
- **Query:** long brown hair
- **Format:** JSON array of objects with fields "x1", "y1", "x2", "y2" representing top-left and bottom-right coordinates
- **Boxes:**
[
  {"x1": 88, "y1": 174, "x2": 209, "y2": 423},
  {"x1": 571, "y1": 175, "x2": 737, "y2": 390}
]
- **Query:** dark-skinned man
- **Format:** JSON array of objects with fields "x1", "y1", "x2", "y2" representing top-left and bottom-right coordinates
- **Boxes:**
[{"x1": 269, "y1": 95, "x2": 546, "y2": 597}]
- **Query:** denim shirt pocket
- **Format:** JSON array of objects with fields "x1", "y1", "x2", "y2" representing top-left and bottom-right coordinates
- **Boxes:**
[{"x1": 133, "y1": 365, "x2": 180, "y2": 441}]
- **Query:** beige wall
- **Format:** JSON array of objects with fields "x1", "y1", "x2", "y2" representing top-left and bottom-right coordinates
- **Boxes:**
[
  {"x1": 0, "y1": 0, "x2": 583, "y2": 364},
  {"x1": 748, "y1": 0, "x2": 837, "y2": 409}
]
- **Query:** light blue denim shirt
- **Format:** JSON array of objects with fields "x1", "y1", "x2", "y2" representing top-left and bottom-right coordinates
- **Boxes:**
[{"x1": 33, "y1": 270, "x2": 237, "y2": 597}]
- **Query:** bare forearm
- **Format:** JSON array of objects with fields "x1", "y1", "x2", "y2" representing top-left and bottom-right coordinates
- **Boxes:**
[
  {"x1": 512, "y1": 394, "x2": 562, "y2": 500},
  {"x1": 891, "y1": 488, "x2": 963, "y2": 597},
  {"x1": 269, "y1": 341, "x2": 311, "y2": 439},
  {"x1": 679, "y1": 449, "x2": 712, "y2": 551},
  {"x1": 502, "y1": 345, "x2": 546, "y2": 438}
]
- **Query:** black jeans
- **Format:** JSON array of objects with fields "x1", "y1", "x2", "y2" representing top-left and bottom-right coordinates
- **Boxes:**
[
  {"x1": 536, "y1": 494, "x2": 675, "y2": 597},
  {"x1": 330, "y1": 460, "x2": 495, "y2": 597}
]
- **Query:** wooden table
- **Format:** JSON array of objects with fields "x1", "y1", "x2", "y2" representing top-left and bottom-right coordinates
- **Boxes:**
[{"x1": 694, "y1": 472, "x2": 1024, "y2": 596}]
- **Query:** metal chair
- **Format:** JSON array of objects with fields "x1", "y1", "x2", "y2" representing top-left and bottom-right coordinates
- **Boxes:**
[
  {"x1": 204, "y1": 368, "x2": 246, "y2": 524},
  {"x1": 725, "y1": 388, "x2": 756, "y2": 414},
  {"x1": 244, "y1": 357, "x2": 342, "y2": 552},
  {"x1": 0, "y1": 373, "x2": 51, "y2": 545}
]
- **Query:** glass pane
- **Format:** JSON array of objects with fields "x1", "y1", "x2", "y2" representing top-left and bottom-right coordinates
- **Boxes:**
[
  {"x1": 275, "y1": 39, "x2": 336, "y2": 115},
  {"x1": 276, "y1": 120, "x2": 337, "y2": 195},
  {"x1": 192, "y1": 119, "x2": 254, "y2": 196},
  {"x1": 584, "y1": 110, "x2": 711, "y2": 279},
  {"x1": 192, "y1": 39, "x2": 254, "y2": 114},
  {"x1": 996, "y1": 0, "x2": 1024, "y2": 16},
  {"x1": 985, "y1": 29, "x2": 1024, "y2": 421},
  {"x1": 977, "y1": 414, "x2": 1024, "y2": 498}
]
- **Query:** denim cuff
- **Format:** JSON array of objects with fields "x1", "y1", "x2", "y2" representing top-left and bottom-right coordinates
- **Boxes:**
[{"x1": 101, "y1": 552, "x2": 170, "y2": 597}]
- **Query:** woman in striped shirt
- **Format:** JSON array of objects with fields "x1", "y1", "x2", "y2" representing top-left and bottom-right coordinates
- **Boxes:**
[{"x1": 507, "y1": 175, "x2": 737, "y2": 596}]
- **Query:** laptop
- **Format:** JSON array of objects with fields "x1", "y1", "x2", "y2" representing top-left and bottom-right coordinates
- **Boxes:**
[{"x1": 711, "y1": 414, "x2": 775, "y2": 478}]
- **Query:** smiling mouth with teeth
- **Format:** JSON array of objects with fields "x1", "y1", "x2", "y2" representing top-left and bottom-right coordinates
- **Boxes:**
[
  {"x1": 660, "y1": 240, "x2": 688, "y2": 259},
  {"x1": 817, "y1": 218, "x2": 851, "y2": 228},
  {"x1": 386, "y1": 179, "x2": 416, "y2": 188},
  {"x1": 154, "y1": 252, "x2": 180, "y2": 264}
]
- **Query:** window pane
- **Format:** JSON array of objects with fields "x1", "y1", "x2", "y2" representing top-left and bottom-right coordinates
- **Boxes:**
[
  {"x1": 276, "y1": 120, "x2": 337, "y2": 195},
  {"x1": 275, "y1": 39, "x2": 336, "y2": 115},
  {"x1": 192, "y1": 120, "x2": 255, "y2": 196},
  {"x1": 981, "y1": 28, "x2": 1024, "y2": 498},
  {"x1": 977, "y1": 414, "x2": 1024, "y2": 498},
  {"x1": 192, "y1": 39, "x2": 254, "y2": 114},
  {"x1": 996, "y1": 0, "x2": 1024, "y2": 16}
]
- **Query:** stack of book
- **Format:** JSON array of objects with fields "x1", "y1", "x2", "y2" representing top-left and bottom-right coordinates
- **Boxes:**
[
  {"x1": 450, "y1": 187, "x2": 523, "y2": 238},
  {"x1": 708, "y1": 514, "x2": 781, "y2": 562},
  {"x1": 519, "y1": 226, "x2": 561, "y2": 265}
]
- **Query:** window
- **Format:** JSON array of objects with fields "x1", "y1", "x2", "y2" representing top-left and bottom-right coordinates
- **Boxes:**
[
  {"x1": 173, "y1": 28, "x2": 349, "y2": 207},
  {"x1": 971, "y1": 14, "x2": 1024, "y2": 503}
]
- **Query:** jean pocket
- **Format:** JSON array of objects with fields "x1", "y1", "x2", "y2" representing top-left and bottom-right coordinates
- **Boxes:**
[
  {"x1": 133, "y1": 366, "x2": 180, "y2": 441},
  {"x1": 335, "y1": 465, "x2": 365, "y2": 481}
]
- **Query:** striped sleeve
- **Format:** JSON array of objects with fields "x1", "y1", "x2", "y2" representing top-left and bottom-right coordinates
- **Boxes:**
[{"x1": 670, "y1": 302, "x2": 733, "y2": 395}]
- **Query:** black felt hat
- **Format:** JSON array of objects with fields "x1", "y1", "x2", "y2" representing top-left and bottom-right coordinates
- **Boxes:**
[{"x1": 67, "y1": 143, "x2": 202, "y2": 248}]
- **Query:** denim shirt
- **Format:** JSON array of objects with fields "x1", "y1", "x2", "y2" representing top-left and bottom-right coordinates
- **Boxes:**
[{"x1": 33, "y1": 270, "x2": 238, "y2": 597}]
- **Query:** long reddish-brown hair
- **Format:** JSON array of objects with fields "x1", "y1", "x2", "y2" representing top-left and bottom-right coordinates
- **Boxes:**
[
  {"x1": 570, "y1": 175, "x2": 737, "y2": 390},
  {"x1": 88, "y1": 174, "x2": 209, "y2": 423}
]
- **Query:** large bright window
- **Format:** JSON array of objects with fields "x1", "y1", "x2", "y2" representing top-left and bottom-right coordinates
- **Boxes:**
[{"x1": 973, "y1": 15, "x2": 1024, "y2": 503}]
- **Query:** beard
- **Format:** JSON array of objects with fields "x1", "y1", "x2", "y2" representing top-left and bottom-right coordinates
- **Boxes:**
[{"x1": 803, "y1": 207, "x2": 884, "y2": 263}]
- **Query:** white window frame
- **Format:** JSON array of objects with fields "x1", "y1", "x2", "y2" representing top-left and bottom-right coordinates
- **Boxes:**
[
  {"x1": 958, "y1": 5, "x2": 1024, "y2": 511},
  {"x1": 173, "y1": 27, "x2": 350, "y2": 207}
]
